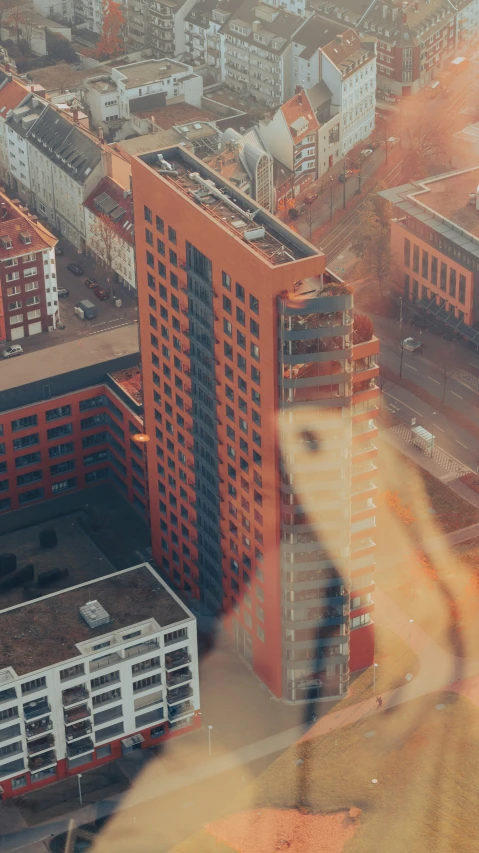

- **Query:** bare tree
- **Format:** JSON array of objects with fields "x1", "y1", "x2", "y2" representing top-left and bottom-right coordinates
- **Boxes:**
[
  {"x1": 48, "y1": 60, "x2": 77, "y2": 94},
  {"x1": 89, "y1": 212, "x2": 120, "y2": 296},
  {"x1": 402, "y1": 120, "x2": 447, "y2": 180},
  {"x1": 351, "y1": 191, "x2": 393, "y2": 297},
  {"x1": 321, "y1": 175, "x2": 340, "y2": 222}
]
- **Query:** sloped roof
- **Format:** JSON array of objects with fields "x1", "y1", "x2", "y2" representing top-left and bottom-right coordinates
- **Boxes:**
[
  {"x1": 0, "y1": 193, "x2": 56, "y2": 260},
  {"x1": 293, "y1": 16, "x2": 348, "y2": 59},
  {"x1": 26, "y1": 105, "x2": 103, "y2": 183},
  {"x1": 281, "y1": 91, "x2": 319, "y2": 142},
  {"x1": 0, "y1": 77, "x2": 29, "y2": 114},
  {"x1": 84, "y1": 175, "x2": 135, "y2": 245}
]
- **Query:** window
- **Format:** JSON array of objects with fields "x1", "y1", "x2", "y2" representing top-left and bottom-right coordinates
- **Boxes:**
[
  {"x1": 168, "y1": 226, "x2": 176, "y2": 244},
  {"x1": 169, "y1": 249, "x2": 177, "y2": 266},
  {"x1": 21, "y1": 676, "x2": 46, "y2": 695},
  {"x1": 46, "y1": 404, "x2": 71, "y2": 421},
  {"x1": 223, "y1": 295, "x2": 232, "y2": 315},
  {"x1": 440, "y1": 262, "x2": 447, "y2": 291},
  {"x1": 412, "y1": 244, "x2": 419, "y2": 273},
  {"x1": 250, "y1": 319, "x2": 259, "y2": 338},
  {"x1": 236, "y1": 307, "x2": 245, "y2": 326},
  {"x1": 459, "y1": 274, "x2": 466, "y2": 304},
  {"x1": 11, "y1": 415, "x2": 37, "y2": 432},
  {"x1": 156, "y1": 215, "x2": 164, "y2": 233},
  {"x1": 449, "y1": 268, "x2": 456, "y2": 298},
  {"x1": 222, "y1": 271, "x2": 231, "y2": 290},
  {"x1": 144, "y1": 205, "x2": 152, "y2": 222},
  {"x1": 236, "y1": 282, "x2": 245, "y2": 302},
  {"x1": 145, "y1": 228, "x2": 153, "y2": 245},
  {"x1": 52, "y1": 477, "x2": 76, "y2": 493},
  {"x1": 47, "y1": 423, "x2": 72, "y2": 440},
  {"x1": 13, "y1": 432, "x2": 38, "y2": 450},
  {"x1": 422, "y1": 250, "x2": 428, "y2": 279},
  {"x1": 250, "y1": 294, "x2": 259, "y2": 314},
  {"x1": 146, "y1": 250, "x2": 154, "y2": 268},
  {"x1": 431, "y1": 256, "x2": 438, "y2": 285},
  {"x1": 404, "y1": 238, "x2": 410, "y2": 267}
]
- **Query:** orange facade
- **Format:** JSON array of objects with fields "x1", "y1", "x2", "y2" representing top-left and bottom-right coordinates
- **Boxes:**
[
  {"x1": 0, "y1": 381, "x2": 146, "y2": 516},
  {"x1": 391, "y1": 220, "x2": 473, "y2": 324}
]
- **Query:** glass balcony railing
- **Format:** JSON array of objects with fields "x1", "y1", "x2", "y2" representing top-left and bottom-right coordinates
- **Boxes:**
[
  {"x1": 62, "y1": 685, "x2": 89, "y2": 708},
  {"x1": 64, "y1": 704, "x2": 91, "y2": 725},
  {"x1": 67, "y1": 737, "x2": 94, "y2": 759},
  {"x1": 24, "y1": 701, "x2": 51, "y2": 720},
  {"x1": 28, "y1": 750, "x2": 56, "y2": 772},
  {"x1": 65, "y1": 720, "x2": 92, "y2": 742},
  {"x1": 166, "y1": 668, "x2": 193, "y2": 688},
  {"x1": 27, "y1": 735, "x2": 55, "y2": 756},
  {"x1": 25, "y1": 717, "x2": 52, "y2": 739}
]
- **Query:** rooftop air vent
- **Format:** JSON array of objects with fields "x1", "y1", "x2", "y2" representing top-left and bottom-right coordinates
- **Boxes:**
[{"x1": 79, "y1": 600, "x2": 110, "y2": 629}]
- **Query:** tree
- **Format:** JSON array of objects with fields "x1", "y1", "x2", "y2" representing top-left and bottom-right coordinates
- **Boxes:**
[
  {"x1": 95, "y1": 0, "x2": 125, "y2": 59},
  {"x1": 321, "y1": 174, "x2": 340, "y2": 222},
  {"x1": 46, "y1": 31, "x2": 78, "y2": 65},
  {"x1": 353, "y1": 313, "x2": 373, "y2": 344},
  {"x1": 401, "y1": 120, "x2": 447, "y2": 181},
  {"x1": 44, "y1": 59, "x2": 77, "y2": 93},
  {"x1": 89, "y1": 212, "x2": 120, "y2": 295},
  {"x1": 351, "y1": 189, "x2": 393, "y2": 296},
  {"x1": 0, "y1": 0, "x2": 16, "y2": 35},
  {"x1": 7, "y1": 0, "x2": 33, "y2": 51},
  {"x1": 375, "y1": 113, "x2": 395, "y2": 164}
]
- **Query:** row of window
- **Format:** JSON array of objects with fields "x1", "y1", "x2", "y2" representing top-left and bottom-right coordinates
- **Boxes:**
[{"x1": 405, "y1": 239, "x2": 466, "y2": 304}]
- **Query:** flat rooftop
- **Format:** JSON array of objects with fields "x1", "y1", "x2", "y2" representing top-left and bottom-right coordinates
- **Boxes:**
[
  {"x1": 132, "y1": 102, "x2": 218, "y2": 128},
  {"x1": 114, "y1": 59, "x2": 190, "y2": 87},
  {"x1": 0, "y1": 564, "x2": 191, "y2": 676},
  {"x1": 0, "y1": 323, "x2": 139, "y2": 398},
  {"x1": 138, "y1": 146, "x2": 320, "y2": 265},
  {"x1": 380, "y1": 168, "x2": 479, "y2": 253},
  {"x1": 109, "y1": 365, "x2": 143, "y2": 406}
]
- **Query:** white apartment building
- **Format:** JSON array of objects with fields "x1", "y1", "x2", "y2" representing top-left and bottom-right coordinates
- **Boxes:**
[
  {"x1": 111, "y1": 59, "x2": 203, "y2": 121},
  {"x1": 184, "y1": 0, "x2": 242, "y2": 80},
  {"x1": 73, "y1": 0, "x2": 104, "y2": 33},
  {"x1": 0, "y1": 564, "x2": 200, "y2": 799},
  {"x1": 223, "y1": 0, "x2": 305, "y2": 106},
  {"x1": 320, "y1": 31, "x2": 376, "y2": 156},
  {"x1": 0, "y1": 74, "x2": 30, "y2": 188}
]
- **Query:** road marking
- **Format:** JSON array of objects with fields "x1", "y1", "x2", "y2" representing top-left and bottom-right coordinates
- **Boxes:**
[
  {"x1": 450, "y1": 391, "x2": 463, "y2": 399},
  {"x1": 455, "y1": 440, "x2": 468, "y2": 448},
  {"x1": 404, "y1": 362, "x2": 417, "y2": 371},
  {"x1": 428, "y1": 376, "x2": 441, "y2": 384},
  {"x1": 384, "y1": 391, "x2": 421, "y2": 417},
  {"x1": 435, "y1": 425, "x2": 445, "y2": 431}
]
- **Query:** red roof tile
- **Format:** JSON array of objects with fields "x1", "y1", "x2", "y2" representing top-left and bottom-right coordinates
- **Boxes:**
[
  {"x1": 0, "y1": 78, "x2": 29, "y2": 114},
  {"x1": 0, "y1": 194, "x2": 56, "y2": 260},
  {"x1": 281, "y1": 91, "x2": 319, "y2": 142},
  {"x1": 84, "y1": 176, "x2": 135, "y2": 246}
]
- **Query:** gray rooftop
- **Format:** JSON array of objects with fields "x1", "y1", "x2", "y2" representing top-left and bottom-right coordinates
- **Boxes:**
[
  {"x1": 0, "y1": 564, "x2": 192, "y2": 676},
  {"x1": 114, "y1": 59, "x2": 190, "y2": 87},
  {"x1": 0, "y1": 324, "x2": 140, "y2": 412}
]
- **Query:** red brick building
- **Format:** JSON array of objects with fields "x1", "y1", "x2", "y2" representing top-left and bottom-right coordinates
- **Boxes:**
[
  {"x1": 0, "y1": 326, "x2": 147, "y2": 517},
  {"x1": 131, "y1": 146, "x2": 378, "y2": 702},
  {"x1": 0, "y1": 193, "x2": 58, "y2": 343}
]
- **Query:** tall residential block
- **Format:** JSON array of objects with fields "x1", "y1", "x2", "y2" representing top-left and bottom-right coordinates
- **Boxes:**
[{"x1": 131, "y1": 146, "x2": 378, "y2": 701}]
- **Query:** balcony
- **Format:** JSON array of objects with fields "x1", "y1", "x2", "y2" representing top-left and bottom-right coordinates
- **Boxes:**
[
  {"x1": 0, "y1": 688, "x2": 16, "y2": 704},
  {"x1": 166, "y1": 668, "x2": 193, "y2": 688},
  {"x1": 124, "y1": 639, "x2": 159, "y2": 661},
  {"x1": 168, "y1": 700, "x2": 194, "y2": 722},
  {"x1": 24, "y1": 700, "x2": 51, "y2": 720},
  {"x1": 28, "y1": 750, "x2": 56, "y2": 772},
  {"x1": 64, "y1": 704, "x2": 91, "y2": 725},
  {"x1": 67, "y1": 737, "x2": 94, "y2": 759},
  {"x1": 28, "y1": 735, "x2": 55, "y2": 756},
  {"x1": 167, "y1": 684, "x2": 193, "y2": 705},
  {"x1": 25, "y1": 717, "x2": 52, "y2": 739},
  {"x1": 62, "y1": 685, "x2": 89, "y2": 709},
  {"x1": 65, "y1": 720, "x2": 92, "y2": 742},
  {"x1": 90, "y1": 652, "x2": 122, "y2": 672}
]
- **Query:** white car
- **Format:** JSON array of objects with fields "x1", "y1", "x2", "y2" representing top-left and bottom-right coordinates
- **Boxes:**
[
  {"x1": 2, "y1": 344, "x2": 23, "y2": 358},
  {"x1": 402, "y1": 337, "x2": 423, "y2": 353},
  {"x1": 360, "y1": 148, "x2": 373, "y2": 157},
  {"x1": 387, "y1": 136, "x2": 400, "y2": 147}
]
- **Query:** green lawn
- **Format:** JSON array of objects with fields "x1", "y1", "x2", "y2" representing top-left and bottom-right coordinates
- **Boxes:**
[{"x1": 173, "y1": 694, "x2": 479, "y2": 853}]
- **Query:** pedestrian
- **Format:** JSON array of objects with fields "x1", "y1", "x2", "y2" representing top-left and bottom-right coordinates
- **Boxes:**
[{"x1": 376, "y1": 695, "x2": 383, "y2": 709}]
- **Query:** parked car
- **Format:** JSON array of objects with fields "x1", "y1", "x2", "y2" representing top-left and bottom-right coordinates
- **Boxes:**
[
  {"x1": 93, "y1": 285, "x2": 109, "y2": 300},
  {"x1": 360, "y1": 148, "x2": 373, "y2": 157},
  {"x1": 55, "y1": 247, "x2": 64, "y2": 256},
  {"x1": 387, "y1": 137, "x2": 400, "y2": 147},
  {"x1": 84, "y1": 278, "x2": 97, "y2": 288},
  {"x1": 384, "y1": 93, "x2": 396, "y2": 102},
  {"x1": 338, "y1": 170, "x2": 352, "y2": 182},
  {"x1": 402, "y1": 337, "x2": 423, "y2": 352},
  {"x1": 370, "y1": 141, "x2": 381, "y2": 150},
  {"x1": 67, "y1": 263, "x2": 84, "y2": 276},
  {"x1": 57, "y1": 287, "x2": 69, "y2": 298},
  {"x1": 2, "y1": 344, "x2": 23, "y2": 358},
  {"x1": 304, "y1": 192, "x2": 318, "y2": 205}
]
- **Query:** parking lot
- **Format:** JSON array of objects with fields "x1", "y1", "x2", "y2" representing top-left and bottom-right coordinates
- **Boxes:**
[{"x1": 3, "y1": 238, "x2": 139, "y2": 358}]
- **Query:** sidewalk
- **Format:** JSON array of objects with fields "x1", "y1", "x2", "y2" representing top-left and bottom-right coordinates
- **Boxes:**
[{"x1": 381, "y1": 423, "x2": 470, "y2": 481}]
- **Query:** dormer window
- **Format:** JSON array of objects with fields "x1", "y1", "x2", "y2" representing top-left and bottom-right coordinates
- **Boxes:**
[
  {"x1": 0, "y1": 235, "x2": 12, "y2": 249},
  {"x1": 20, "y1": 231, "x2": 32, "y2": 245}
]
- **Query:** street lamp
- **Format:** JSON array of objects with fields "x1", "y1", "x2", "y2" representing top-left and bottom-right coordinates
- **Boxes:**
[
  {"x1": 373, "y1": 662, "x2": 379, "y2": 693},
  {"x1": 208, "y1": 725, "x2": 213, "y2": 757},
  {"x1": 399, "y1": 296, "x2": 403, "y2": 328},
  {"x1": 78, "y1": 773, "x2": 83, "y2": 806},
  {"x1": 430, "y1": 413, "x2": 436, "y2": 458}
]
